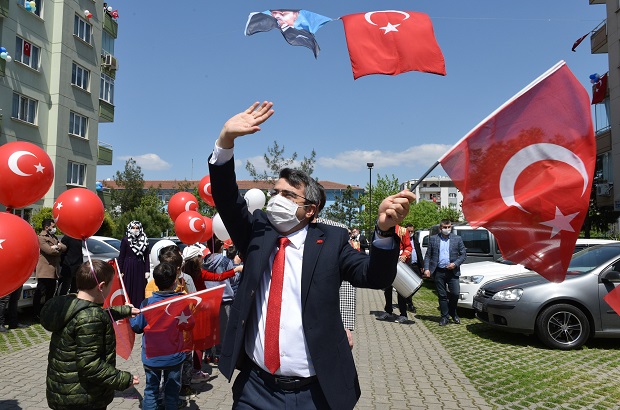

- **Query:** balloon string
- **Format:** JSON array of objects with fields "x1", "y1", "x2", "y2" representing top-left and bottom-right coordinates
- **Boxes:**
[{"x1": 83, "y1": 238, "x2": 100, "y2": 285}]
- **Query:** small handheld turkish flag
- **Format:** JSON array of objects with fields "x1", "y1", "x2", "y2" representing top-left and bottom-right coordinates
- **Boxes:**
[
  {"x1": 103, "y1": 260, "x2": 135, "y2": 360},
  {"x1": 439, "y1": 61, "x2": 595, "y2": 283}
]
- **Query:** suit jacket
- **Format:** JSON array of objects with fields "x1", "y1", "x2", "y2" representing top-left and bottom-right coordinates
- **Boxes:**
[
  {"x1": 36, "y1": 232, "x2": 66, "y2": 279},
  {"x1": 423, "y1": 233, "x2": 467, "y2": 276},
  {"x1": 209, "y1": 157, "x2": 400, "y2": 410}
]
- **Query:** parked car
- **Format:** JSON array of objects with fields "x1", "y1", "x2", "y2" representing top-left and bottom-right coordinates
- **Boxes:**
[
  {"x1": 91, "y1": 235, "x2": 121, "y2": 251},
  {"x1": 472, "y1": 243, "x2": 620, "y2": 350},
  {"x1": 458, "y1": 239, "x2": 619, "y2": 309},
  {"x1": 18, "y1": 237, "x2": 120, "y2": 309},
  {"x1": 419, "y1": 224, "x2": 502, "y2": 264}
]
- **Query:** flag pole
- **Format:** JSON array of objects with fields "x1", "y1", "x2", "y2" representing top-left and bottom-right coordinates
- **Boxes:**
[
  {"x1": 114, "y1": 258, "x2": 131, "y2": 305},
  {"x1": 409, "y1": 161, "x2": 440, "y2": 191}
]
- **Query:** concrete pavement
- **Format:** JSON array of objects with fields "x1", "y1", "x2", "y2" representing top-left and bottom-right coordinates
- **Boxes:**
[{"x1": 0, "y1": 288, "x2": 491, "y2": 409}]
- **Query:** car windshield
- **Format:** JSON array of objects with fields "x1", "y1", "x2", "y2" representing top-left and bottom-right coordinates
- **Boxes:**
[
  {"x1": 103, "y1": 239, "x2": 121, "y2": 250},
  {"x1": 566, "y1": 245, "x2": 620, "y2": 274},
  {"x1": 84, "y1": 238, "x2": 119, "y2": 254}
]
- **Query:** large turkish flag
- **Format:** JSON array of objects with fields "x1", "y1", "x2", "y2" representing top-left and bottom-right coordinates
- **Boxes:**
[
  {"x1": 341, "y1": 10, "x2": 446, "y2": 79},
  {"x1": 440, "y1": 62, "x2": 595, "y2": 282}
]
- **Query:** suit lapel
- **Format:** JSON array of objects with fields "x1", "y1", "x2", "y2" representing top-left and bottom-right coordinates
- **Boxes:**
[{"x1": 301, "y1": 224, "x2": 325, "y2": 310}]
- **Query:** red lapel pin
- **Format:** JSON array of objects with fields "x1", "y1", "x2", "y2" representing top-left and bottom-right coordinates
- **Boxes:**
[{"x1": 316, "y1": 239, "x2": 324, "y2": 244}]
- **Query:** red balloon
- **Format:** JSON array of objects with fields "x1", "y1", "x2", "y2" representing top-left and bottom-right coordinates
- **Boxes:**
[
  {"x1": 168, "y1": 192, "x2": 199, "y2": 221},
  {"x1": 0, "y1": 213, "x2": 39, "y2": 297},
  {"x1": 0, "y1": 141, "x2": 54, "y2": 209},
  {"x1": 200, "y1": 216, "x2": 213, "y2": 242},
  {"x1": 175, "y1": 211, "x2": 206, "y2": 245},
  {"x1": 198, "y1": 175, "x2": 215, "y2": 207},
  {"x1": 53, "y1": 188, "x2": 104, "y2": 239}
]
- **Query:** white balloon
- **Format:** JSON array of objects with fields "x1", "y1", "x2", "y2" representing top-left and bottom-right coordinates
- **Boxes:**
[
  {"x1": 212, "y1": 213, "x2": 230, "y2": 241},
  {"x1": 107, "y1": 6, "x2": 113, "y2": 12},
  {"x1": 5, "y1": 55, "x2": 12, "y2": 63},
  {"x1": 84, "y1": 9, "x2": 90, "y2": 16},
  {"x1": 244, "y1": 188, "x2": 266, "y2": 212}
]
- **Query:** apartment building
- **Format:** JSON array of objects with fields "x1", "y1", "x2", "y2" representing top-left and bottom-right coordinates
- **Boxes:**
[
  {"x1": 400, "y1": 175, "x2": 463, "y2": 213},
  {"x1": 0, "y1": 0, "x2": 117, "y2": 218}
]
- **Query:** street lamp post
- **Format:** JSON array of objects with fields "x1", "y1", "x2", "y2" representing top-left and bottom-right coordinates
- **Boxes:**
[{"x1": 367, "y1": 162, "x2": 374, "y2": 234}]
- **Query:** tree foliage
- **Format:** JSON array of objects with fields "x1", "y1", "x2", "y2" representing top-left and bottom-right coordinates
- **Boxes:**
[
  {"x1": 246, "y1": 141, "x2": 316, "y2": 181},
  {"x1": 322, "y1": 186, "x2": 362, "y2": 228},
  {"x1": 358, "y1": 174, "x2": 401, "y2": 235},
  {"x1": 95, "y1": 211, "x2": 117, "y2": 237},
  {"x1": 112, "y1": 158, "x2": 145, "y2": 214},
  {"x1": 31, "y1": 207, "x2": 54, "y2": 234},
  {"x1": 113, "y1": 192, "x2": 173, "y2": 238}
]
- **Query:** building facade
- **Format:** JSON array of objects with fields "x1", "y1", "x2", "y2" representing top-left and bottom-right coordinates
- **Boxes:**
[
  {"x1": 0, "y1": 0, "x2": 117, "y2": 218},
  {"x1": 400, "y1": 175, "x2": 463, "y2": 213}
]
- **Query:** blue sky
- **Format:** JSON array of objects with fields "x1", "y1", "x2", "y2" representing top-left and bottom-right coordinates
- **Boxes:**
[{"x1": 96, "y1": 1, "x2": 607, "y2": 188}]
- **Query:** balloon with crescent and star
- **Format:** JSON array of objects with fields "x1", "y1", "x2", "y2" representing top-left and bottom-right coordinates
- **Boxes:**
[
  {"x1": 168, "y1": 192, "x2": 199, "y2": 222},
  {"x1": 53, "y1": 188, "x2": 105, "y2": 239},
  {"x1": 175, "y1": 210, "x2": 206, "y2": 244},
  {"x1": 199, "y1": 175, "x2": 215, "y2": 207},
  {"x1": 0, "y1": 213, "x2": 40, "y2": 297},
  {"x1": 0, "y1": 141, "x2": 54, "y2": 209}
]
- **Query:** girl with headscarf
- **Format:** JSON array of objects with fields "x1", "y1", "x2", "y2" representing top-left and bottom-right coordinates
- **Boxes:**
[{"x1": 118, "y1": 220, "x2": 149, "y2": 307}]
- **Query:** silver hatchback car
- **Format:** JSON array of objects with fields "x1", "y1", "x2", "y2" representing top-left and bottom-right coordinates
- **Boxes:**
[{"x1": 473, "y1": 243, "x2": 620, "y2": 350}]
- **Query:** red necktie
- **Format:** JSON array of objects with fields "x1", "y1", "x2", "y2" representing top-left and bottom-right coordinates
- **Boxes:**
[{"x1": 264, "y1": 237, "x2": 290, "y2": 374}]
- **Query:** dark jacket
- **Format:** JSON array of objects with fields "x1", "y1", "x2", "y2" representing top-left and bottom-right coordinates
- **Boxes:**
[
  {"x1": 209, "y1": 156, "x2": 400, "y2": 410},
  {"x1": 40, "y1": 294, "x2": 133, "y2": 410},
  {"x1": 423, "y1": 233, "x2": 467, "y2": 276}
]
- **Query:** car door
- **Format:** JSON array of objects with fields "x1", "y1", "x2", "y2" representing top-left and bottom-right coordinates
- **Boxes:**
[{"x1": 599, "y1": 259, "x2": 620, "y2": 331}]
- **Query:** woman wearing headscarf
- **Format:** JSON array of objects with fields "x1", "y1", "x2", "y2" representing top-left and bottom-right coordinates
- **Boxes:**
[{"x1": 118, "y1": 220, "x2": 149, "y2": 307}]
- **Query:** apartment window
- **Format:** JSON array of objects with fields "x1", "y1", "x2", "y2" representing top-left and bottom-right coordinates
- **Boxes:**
[
  {"x1": 12, "y1": 208, "x2": 32, "y2": 222},
  {"x1": 11, "y1": 92, "x2": 37, "y2": 124},
  {"x1": 73, "y1": 15, "x2": 92, "y2": 44},
  {"x1": 19, "y1": 0, "x2": 42, "y2": 17},
  {"x1": 71, "y1": 62, "x2": 90, "y2": 91},
  {"x1": 100, "y1": 73, "x2": 114, "y2": 104},
  {"x1": 15, "y1": 37, "x2": 40, "y2": 70},
  {"x1": 67, "y1": 161, "x2": 86, "y2": 186},
  {"x1": 102, "y1": 32, "x2": 115, "y2": 56},
  {"x1": 69, "y1": 112, "x2": 88, "y2": 138}
]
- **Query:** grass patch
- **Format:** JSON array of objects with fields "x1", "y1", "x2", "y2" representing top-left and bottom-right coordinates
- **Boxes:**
[
  {"x1": 414, "y1": 281, "x2": 620, "y2": 409},
  {"x1": 0, "y1": 324, "x2": 50, "y2": 354}
]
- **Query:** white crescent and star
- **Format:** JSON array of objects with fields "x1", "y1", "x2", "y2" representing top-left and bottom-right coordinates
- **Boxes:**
[
  {"x1": 8, "y1": 150, "x2": 37, "y2": 177},
  {"x1": 185, "y1": 201, "x2": 196, "y2": 211},
  {"x1": 499, "y1": 143, "x2": 588, "y2": 238},
  {"x1": 55, "y1": 202, "x2": 63, "y2": 210},
  {"x1": 176, "y1": 311, "x2": 191, "y2": 325},
  {"x1": 365, "y1": 10, "x2": 410, "y2": 34},
  {"x1": 203, "y1": 183, "x2": 212, "y2": 196},
  {"x1": 189, "y1": 217, "x2": 204, "y2": 233},
  {"x1": 0, "y1": 239, "x2": 5, "y2": 250}
]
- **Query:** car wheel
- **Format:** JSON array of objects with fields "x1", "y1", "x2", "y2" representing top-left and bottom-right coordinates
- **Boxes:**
[{"x1": 535, "y1": 304, "x2": 590, "y2": 350}]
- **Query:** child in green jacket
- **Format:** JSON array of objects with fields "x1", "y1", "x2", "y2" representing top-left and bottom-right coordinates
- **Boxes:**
[{"x1": 41, "y1": 259, "x2": 140, "y2": 410}]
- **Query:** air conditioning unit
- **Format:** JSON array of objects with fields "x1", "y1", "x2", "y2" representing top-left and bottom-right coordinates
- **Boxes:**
[
  {"x1": 103, "y1": 54, "x2": 118, "y2": 70},
  {"x1": 596, "y1": 183, "x2": 611, "y2": 196}
]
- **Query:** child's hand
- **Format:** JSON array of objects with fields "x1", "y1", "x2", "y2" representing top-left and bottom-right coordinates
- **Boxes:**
[
  {"x1": 129, "y1": 306, "x2": 140, "y2": 316},
  {"x1": 131, "y1": 375, "x2": 140, "y2": 386}
]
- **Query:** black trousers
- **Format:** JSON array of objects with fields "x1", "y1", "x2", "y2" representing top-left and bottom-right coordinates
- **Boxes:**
[
  {"x1": 33, "y1": 278, "x2": 57, "y2": 318},
  {"x1": 384, "y1": 288, "x2": 407, "y2": 317},
  {"x1": 0, "y1": 286, "x2": 22, "y2": 328}
]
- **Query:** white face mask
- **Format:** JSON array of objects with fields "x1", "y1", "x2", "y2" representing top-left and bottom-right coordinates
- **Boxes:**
[
  {"x1": 441, "y1": 228, "x2": 451, "y2": 236},
  {"x1": 266, "y1": 194, "x2": 303, "y2": 233},
  {"x1": 49, "y1": 227, "x2": 56, "y2": 234},
  {"x1": 130, "y1": 229, "x2": 140, "y2": 236}
]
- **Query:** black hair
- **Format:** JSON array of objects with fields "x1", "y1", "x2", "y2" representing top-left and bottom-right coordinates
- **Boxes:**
[
  {"x1": 153, "y1": 262, "x2": 177, "y2": 290},
  {"x1": 42, "y1": 218, "x2": 54, "y2": 229}
]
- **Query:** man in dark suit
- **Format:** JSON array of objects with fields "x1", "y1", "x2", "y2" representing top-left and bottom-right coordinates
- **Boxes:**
[
  {"x1": 423, "y1": 219, "x2": 467, "y2": 326},
  {"x1": 208, "y1": 101, "x2": 415, "y2": 410}
]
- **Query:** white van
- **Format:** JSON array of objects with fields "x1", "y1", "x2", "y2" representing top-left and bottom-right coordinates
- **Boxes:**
[{"x1": 418, "y1": 224, "x2": 501, "y2": 264}]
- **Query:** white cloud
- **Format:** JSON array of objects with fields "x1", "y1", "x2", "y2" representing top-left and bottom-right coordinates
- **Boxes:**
[
  {"x1": 316, "y1": 144, "x2": 452, "y2": 171},
  {"x1": 118, "y1": 153, "x2": 172, "y2": 171}
]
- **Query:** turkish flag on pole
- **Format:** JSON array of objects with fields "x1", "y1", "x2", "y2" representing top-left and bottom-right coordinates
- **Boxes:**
[
  {"x1": 571, "y1": 32, "x2": 589, "y2": 52},
  {"x1": 140, "y1": 285, "x2": 224, "y2": 358},
  {"x1": 341, "y1": 11, "x2": 446, "y2": 80},
  {"x1": 23, "y1": 41, "x2": 31, "y2": 57},
  {"x1": 439, "y1": 61, "x2": 595, "y2": 283},
  {"x1": 103, "y1": 260, "x2": 135, "y2": 360},
  {"x1": 592, "y1": 73, "x2": 608, "y2": 104}
]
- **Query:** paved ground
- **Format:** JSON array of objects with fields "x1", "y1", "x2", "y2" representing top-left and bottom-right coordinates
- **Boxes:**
[{"x1": 0, "y1": 288, "x2": 492, "y2": 409}]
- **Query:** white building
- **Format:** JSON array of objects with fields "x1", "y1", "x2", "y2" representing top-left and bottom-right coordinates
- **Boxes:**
[{"x1": 400, "y1": 176, "x2": 463, "y2": 213}]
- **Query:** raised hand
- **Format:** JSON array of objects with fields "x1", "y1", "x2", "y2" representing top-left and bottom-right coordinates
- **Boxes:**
[
  {"x1": 376, "y1": 190, "x2": 416, "y2": 231},
  {"x1": 217, "y1": 101, "x2": 275, "y2": 148}
]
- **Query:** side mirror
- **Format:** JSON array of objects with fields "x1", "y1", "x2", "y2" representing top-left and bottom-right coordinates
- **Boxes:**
[{"x1": 601, "y1": 270, "x2": 620, "y2": 283}]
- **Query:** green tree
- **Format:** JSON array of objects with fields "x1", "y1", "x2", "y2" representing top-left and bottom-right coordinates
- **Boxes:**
[
  {"x1": 358, "y1": 174, "x2": 400, "y2": 235},
  {"x1": 95, "y1": 211, "x2": 117, "y2": 237},
  {"x1": 111, "y1": 158, "x2": 145, "y2": 214},
  {"x1": 246, "y1": 140, "x2": 316, "y2": 181},
  {"x1": 323, "y1": 186, "x2": 362, "y2": 228},
  {"x1": 438, "y1": 206, "x2": 463, "y2": 224},
  {"x1": 113, "y1": 192, "x2": 173, "y2": 238},
  {"x1": 403, "y1": 200, "x2": 441, "y2": 229}
]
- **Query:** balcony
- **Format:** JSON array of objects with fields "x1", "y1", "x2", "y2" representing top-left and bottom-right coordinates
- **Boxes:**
[
  {"x1": 589, "y1": 0, "x2": 606, "y2": 4},
  {"x1": 99, "y1": 99, "x2": 114, "y2": 122},
  {"x1": 0, "y1": 0, "x2": 8, "y2": 18},
  {"x1": 97, "y1": 141, "x2": 113, "y2": 165},
  {"x1": 591, "y1": 22, "x2": 607, "y2": 54},
  {"x1": 103, "y1": 12, "x2": 118, "y2": 38}
]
